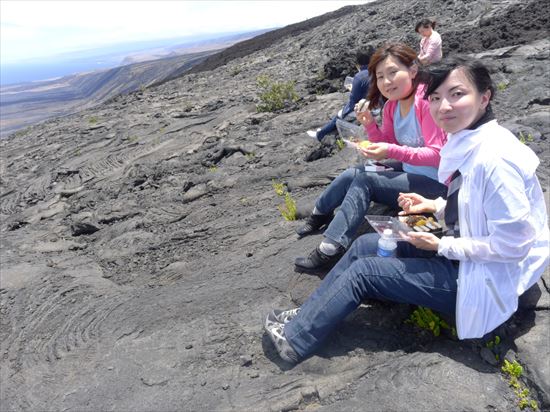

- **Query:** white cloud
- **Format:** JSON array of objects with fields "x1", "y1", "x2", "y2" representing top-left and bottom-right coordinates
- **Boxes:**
[{"x1": 0, "y1": 1, "x2": 371, "y2": 63}]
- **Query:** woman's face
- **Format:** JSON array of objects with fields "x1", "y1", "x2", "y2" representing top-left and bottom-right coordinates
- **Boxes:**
[
  {"x1": 375, "y1": 55, "x2": 417, "y2": 101},
  {"x1": 418, "y1": 26, "x2": 432, "y2": 37},
  {"x1": 428, "y1": 68, "x2": 491, "y2": 134}
]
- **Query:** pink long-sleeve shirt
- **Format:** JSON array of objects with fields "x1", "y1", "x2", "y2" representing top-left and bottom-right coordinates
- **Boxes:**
[
  {"x1": 418, "y1": 31, "x2": 443, "y2": 64},
  {"x1": 364, "y1": 85, "x2": 447, "y2": 168}
]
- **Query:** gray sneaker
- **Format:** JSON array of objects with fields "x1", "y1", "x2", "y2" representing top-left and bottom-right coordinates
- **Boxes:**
[{"x1": 264, "y1": 318, "x2": 299, "y2": 364}]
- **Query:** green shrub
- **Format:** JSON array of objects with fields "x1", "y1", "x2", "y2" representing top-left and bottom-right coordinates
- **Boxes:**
[
  {"x1": 502, "y1": 359, "x2": 523, "y2": 378},
  {"x1": 405, "y1": 306, "x2": 455, "y2": 337},
  {"x1": 518, "y1": 131, "x2": 534, "y2": 144},
  {"x1": 256, "y1": 74, "x2": 299, "y2": 112},
  {"x1": 335, "y1": 138, "x2": 345, "y2": 151},
  {"x1": 272, "y1": 179, "x2": 286, "y2": 196},
  {"x1": 88, "y1": 116, "x2": 98, "y2": 124},
  {"x1": 278, "y1": 192, "x2": 297, "y2": 221},
  {"x1": 501, "y1": 360, "x2": 538, "y2": 410},
  {"x1": 497, "y1": 82, "x2": 508, "y2": 92}
]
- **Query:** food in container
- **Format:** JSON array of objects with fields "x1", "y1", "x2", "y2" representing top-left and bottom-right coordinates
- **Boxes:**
[{"x1": 399, "y1": 215, "x2": 443, "y2": 234}]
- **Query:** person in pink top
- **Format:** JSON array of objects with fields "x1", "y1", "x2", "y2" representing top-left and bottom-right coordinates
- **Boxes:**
[
  {"x1": 416, "y1": 19, "x2": 443, "y2": 65},
  {"x1": 294, "y1": 43, "x2": 447, "y2": 274}
]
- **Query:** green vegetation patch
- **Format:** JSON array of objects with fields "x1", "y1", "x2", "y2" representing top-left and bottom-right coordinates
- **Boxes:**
[
  {"x1": 501, "y1": 360, "x2": 538, "y2": 410},
  {"x1": 278, "y1": 192, "x2": 297, "y2": 221},
  {"x1": 272, "y1": 179, "x2": 296, "y2": 221},
  {"x1": 256, "y1": 74, "x2": 299, "y2": 112},
  {"x1": 272, "y1": 179, "x2": 286, "y2": 196},
  {"x1": 497, "y1": 81, "x2": 509, "y2": 92},
  {"x1": 518, "y1": 131, "x2": 534, "y2": 144},
  {"x1": 405, "y1": 306, "x2": 456, "y2": 337}
]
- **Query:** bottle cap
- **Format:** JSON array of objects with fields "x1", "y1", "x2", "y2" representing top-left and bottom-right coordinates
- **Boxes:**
[{"x1": 383, "y1": 228, "x2": 393, "y2": 236}]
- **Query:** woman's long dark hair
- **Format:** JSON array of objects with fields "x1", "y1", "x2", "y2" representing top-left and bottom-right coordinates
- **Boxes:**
[
  {"x1": 422, "y1": 57, "x2": 495, "y2": 103},
  {"x1": 366, "y1": 43, "x2": 418, "y2": 109}
]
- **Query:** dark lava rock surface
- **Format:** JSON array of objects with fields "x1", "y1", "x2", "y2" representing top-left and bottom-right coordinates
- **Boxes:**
[{"x1": 1, "y1": 1, "x2": 549, "y2": 411}]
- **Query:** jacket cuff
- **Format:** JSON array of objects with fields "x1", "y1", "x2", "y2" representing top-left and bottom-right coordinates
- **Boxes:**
[
  {"x1": 437, "y1": 236, "x2": 454, "y2": 258},
  {"x1": 433, "y1": 197, "x2": 446, "y2": 220}
]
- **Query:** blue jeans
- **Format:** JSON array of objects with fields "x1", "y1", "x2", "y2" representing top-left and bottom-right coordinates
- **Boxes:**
[
  {"x1": 284, "y1": 233, "x2": 459, "y2": 359},
  {"x1": 316, "y1": 116, "x2": 339, "y2": 141},
  {"x1": 316, "y1": 165, "x2": 447, "y2": 248}
]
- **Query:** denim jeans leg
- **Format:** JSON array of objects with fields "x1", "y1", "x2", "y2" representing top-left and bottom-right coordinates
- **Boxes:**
[
  {"x1": 316, "y1": 116, "x2": 338, "y2": 141},
  {"x1": 323, "y1": 171, "x2": 447, "y2": 249},
  {"x1": 284, "y1": 234, "x2": 458, "y2": 358},
  {"x1": 315, "y1": 166, "x2": 365, "y2": 215}
]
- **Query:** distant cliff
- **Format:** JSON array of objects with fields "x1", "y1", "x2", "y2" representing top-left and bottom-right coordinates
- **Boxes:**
[{"x1": 0, "y1": 50, "x2": 217, "y2": 137}]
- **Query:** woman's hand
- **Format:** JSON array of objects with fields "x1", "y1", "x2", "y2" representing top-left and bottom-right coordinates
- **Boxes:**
[
  {"x1": 356, "y1": 109, "x2": 374, "y2": 126},
  {"x1": 359, "y1": 142, "x2": 388, "y2": 160},
  {"x1": 401, "y1": 231, "x2": 440, "y2": 251},
  {"x1": 397, "y1": 192, "x2": 436, "y2": 215}
]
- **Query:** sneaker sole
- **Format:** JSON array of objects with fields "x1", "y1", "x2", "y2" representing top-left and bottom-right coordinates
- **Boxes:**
[{"x1": 293, "y1": 263, "x2": 329, "y2": 276}]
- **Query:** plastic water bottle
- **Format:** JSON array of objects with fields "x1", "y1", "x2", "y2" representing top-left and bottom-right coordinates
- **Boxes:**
[{"x1": 377, "y1": 228, "x2": 397, "y2": 257}]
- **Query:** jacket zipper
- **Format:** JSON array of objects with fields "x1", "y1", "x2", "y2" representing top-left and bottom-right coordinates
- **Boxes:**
[{"x1": 485, "y1": 278, "x2": 506, "y2": 313}]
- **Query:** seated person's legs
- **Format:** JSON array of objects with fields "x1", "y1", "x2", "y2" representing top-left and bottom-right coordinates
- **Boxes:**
[
  {"x1": 296, "y1": 165, "x2": 365, "y2": 237},
  {"x1": 296, "y1": 171, "x2": 447, "y2": 273},
  {"x1": 269, "y1": 234, "x2": 458, "y2": 362}
]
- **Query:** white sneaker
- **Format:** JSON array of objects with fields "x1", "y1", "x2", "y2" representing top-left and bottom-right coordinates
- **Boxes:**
[
  {"x1": 306, "y1": 128, "x2": 321, "y2": 140},
  {"x1": 306, "y1": 130, "x2": 318, "y2": 139}
]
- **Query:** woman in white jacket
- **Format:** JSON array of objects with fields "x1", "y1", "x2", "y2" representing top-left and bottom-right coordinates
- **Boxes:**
[{"x1": 263, "y1": 58, "x2": 549, "y2": 364}]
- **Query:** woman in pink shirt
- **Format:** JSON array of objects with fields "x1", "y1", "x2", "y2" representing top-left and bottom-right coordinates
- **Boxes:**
[
  {"x1": 294, "y1": 43, "x2": 447, "y2": 274},
  {"x1": 416, "y1": 19, "x2": 443, "y2": 65}
]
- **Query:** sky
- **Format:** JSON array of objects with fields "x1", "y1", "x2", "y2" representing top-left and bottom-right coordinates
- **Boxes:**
[{"x1": 0, "y1": 0, "x2": 370, "y2": 64}]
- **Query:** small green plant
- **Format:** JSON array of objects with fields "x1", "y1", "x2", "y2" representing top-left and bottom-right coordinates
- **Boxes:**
[
  {"x1": 278, "y1": 192, "x2": 297, "y2": 221},
  {"x1": 405, "y1": 306, "x2": 455, "y2": 337},
  {"x1": 208, "y1": 166, "x2": 218, "y2": 172},
  {"x1": 502, "y1": 359, "x2": 523, "y2": 378},
  {"x1": 335, "y1": 138, "x2": 345, "y2": 151},
  {"x1": 256, "y1": 74, "x2": 299, "y2": 112},
  {"x1": 272, "y1": 179, "x2": 286, "y2": 196},
  {"x1": 245, "y1": 152, "x2": 256, "y2": 160},
  {"x1": 485, "y1": 335, "x2": 502, "y2": 361},
  {"x1": 497, "y1": 82, "x2": 508, "y2": 92},
  {"x1": 518, "y1": 131, "x2": 534, "y2": 144},
  {"x1": 486, "y1": 335, "x2": 501, "y2": 349},
  {"x1": 127, "y1": 136, "x2": 138, "y2": 143},
  {"x1": 88, "y1": 116, "x2": 98, "y2": 124},
  {"x1": 501, "y1": 360, "x2": 538, "y2": 410}
]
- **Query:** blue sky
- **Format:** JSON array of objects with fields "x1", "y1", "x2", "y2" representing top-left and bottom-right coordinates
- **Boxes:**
[{"x1": 1, "y1": 1, "x2": 370, "y2": 64}]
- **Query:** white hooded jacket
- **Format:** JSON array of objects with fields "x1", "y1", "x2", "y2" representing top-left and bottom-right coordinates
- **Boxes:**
[{"x1": 435, "y1": 120, "x2": 549, "y2": 339}]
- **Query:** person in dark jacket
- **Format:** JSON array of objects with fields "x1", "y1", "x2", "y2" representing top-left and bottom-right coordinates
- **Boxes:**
[{"x1": 307, "y1": 47, "x2": 375, "y2": 142}]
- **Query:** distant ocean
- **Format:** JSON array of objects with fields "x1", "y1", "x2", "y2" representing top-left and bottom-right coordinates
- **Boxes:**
[
  {"x1": 1, "y1": 58, "x2": 121, "y2": 86},
  {"x1": 1, "y1": 30, "x2": 276, "y2": 87}
]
